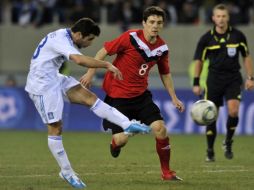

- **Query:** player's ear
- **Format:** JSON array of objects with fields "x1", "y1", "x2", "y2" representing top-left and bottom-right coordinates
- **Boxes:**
[
  {"x1": 78, "y1": 32, "x2": 83, "y2": 39},
  {"x1": 211, "y1": 15, "x2": 215, "y2": 23},
  {"x1": 73, "y1": 32, "x2": 82, "y2": 40},
  {"x1": 142, "y1": 20, "x2": 146, "y2": 27}
]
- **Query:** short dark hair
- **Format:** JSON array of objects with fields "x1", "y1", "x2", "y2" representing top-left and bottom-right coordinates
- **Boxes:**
[
  {"x1": 143, "y1": 6, "x2": 166, "y2": 22},
  {"x1": 71, "y1": 18, "x2": 100, "y2": 37},
  {"x1": 213, "y1": 4, "x2": 229, "y2": 13}
]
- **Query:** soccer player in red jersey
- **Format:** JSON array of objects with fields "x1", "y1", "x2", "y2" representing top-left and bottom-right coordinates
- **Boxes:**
[{"x1": 81, "y1": 6, "x2": 185, "y2": 181}]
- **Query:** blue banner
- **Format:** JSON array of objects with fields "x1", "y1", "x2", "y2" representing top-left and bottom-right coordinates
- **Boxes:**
[
  {"x1": 153, "y1": 89, "x2": 254, "y2": 135},
  {"x1": 0, "y1": 87, "x2": 253, "y2": 135}
]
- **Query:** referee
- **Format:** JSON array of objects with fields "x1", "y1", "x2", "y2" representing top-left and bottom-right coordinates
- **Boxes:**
[{"x1": 192, "y1": 4, "x2": 254, "y2": 162}]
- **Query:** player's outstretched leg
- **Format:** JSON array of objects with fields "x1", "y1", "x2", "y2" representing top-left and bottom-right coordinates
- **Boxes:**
[
  {"x1": 59, "y1": 172, "x2": 86, "y2": 189},
  {"x1": 124, "y1": 120, "x2": 151, "y2": 135},
  {"x1": 90, "y1": 99, "x2": 151, "y2": 135}
]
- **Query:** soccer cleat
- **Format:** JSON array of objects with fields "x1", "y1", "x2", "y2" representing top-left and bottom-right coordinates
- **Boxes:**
[
  {"x1": 59, "y1": 172, "x2": 86, "y2": 189},
  {"x1": 222, "y1": 140, "x2": 234, "y2": 159},
  {"x1": 124, "y1": 120, "x2": 151, "y2": 135},
  {"x1": 161, "y1": 171, "x2": 183, "y2": 181},
  {"x1": 206, "y1": 149, "x2": 215, "y2": 162},
  {"x1": 110, "y1": 143, "x2": 121, "y2": 158}
]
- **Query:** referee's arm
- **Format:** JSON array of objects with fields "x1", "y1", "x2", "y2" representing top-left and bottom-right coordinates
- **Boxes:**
[
  {"x1": 192, "y1": 34, "x2": 207, "y2": 96},
  {"x1": 243, "y1": 55, "x2": 254, "y2": 90},
  {"x1": 192, "y1": 59, "x2": 203, "y2": 96}
]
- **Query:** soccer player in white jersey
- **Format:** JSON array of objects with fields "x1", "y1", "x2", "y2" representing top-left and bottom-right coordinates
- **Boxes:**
[{"x1": 25, "y1": 18, "x2": 151, "y2": 189}]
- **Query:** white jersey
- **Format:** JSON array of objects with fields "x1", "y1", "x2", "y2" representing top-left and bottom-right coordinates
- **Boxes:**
[{"x1": 25, "y1": 28, "x2": 82, "y2": 95}]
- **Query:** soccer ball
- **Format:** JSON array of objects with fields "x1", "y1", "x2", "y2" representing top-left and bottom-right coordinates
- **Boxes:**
[{"x1": 190, "y1": 100, "x2": 218, "y2": 126}]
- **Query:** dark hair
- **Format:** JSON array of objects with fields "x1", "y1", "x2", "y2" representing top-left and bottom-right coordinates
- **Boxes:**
[
  {"x1": 213, "y1": 4, "x2": 229, "y2": 13},
  {"x1": 71, "y1": 18, "x2": 100, "y2": 37},
  {"x1": 143, "y1": 6, "x2": 166, "y2": 22}
]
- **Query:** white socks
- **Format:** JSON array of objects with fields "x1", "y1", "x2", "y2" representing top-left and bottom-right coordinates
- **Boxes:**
[
  {"x1": 90, "y1": 98, "x2": 131, "y2": 129},
  {"x1": 48, "y1": 136, "x2": 74, "y2": 175}
]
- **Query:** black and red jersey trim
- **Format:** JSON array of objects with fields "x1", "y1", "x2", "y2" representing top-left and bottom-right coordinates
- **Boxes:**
[{"x1": 129, "y1": 32, "x2": 168, "y2": 62}]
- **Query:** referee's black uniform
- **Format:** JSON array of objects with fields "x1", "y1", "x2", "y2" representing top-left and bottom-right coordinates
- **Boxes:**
[{"x1": 194, "y1": 26, "x2": 249, "y2": 106}]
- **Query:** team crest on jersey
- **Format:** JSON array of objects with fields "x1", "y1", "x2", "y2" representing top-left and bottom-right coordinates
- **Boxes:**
[
  {"x1": 227, "y1": 47, "x2": 236, "y2": 57},
  {"x1": 156, "y1": 50, "x2": 162, "y2": 56}
]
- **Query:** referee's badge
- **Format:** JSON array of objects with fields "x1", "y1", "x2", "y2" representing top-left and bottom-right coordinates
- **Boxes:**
[{"x1": 227, "y1": 47, "x2": 236, "y2": 57}]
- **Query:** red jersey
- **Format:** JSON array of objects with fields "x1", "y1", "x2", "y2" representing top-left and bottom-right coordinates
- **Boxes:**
[{"x1": 103, "y1": 29, "x2": 170, "y2": 98}]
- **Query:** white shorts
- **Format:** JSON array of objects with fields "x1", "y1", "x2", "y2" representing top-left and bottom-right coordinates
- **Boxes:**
[{"x1": 28, "y1": 74, "x2": 79, "y2": 124}]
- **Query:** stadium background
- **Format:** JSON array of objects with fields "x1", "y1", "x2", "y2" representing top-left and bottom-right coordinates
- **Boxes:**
[{"x1": 0, "y1": 0, "x2": 254, "y2": 134}]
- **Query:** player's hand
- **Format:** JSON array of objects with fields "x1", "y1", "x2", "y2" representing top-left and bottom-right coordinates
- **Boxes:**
[
  {"x1": 80, "y1": 73, "x2": 93, "y2": 88},
  {"x1": 245, "y1": 79, "x2": 254, "y2": 90},
  {"x1": 192, "y1": 86, "x2": 202, "y2": 96},
  {"x1": 172, "y1": 98, "x2": 185, "y2": 112},
  {"x1": 107, "y1": 63, "x2": 123, "y2": 80}
]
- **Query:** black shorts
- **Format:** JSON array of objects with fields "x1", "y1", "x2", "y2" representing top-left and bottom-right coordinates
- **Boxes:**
[
  {"x1": 103, "y1": 90, "x2": 163, "y2": 134},
  {"x1": 205, "y1": 72, "x2": 243, "y2": 107}
]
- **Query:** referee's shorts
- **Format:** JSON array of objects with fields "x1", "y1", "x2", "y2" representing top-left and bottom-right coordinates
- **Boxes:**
[{"x1": 206, "y1": 73, "x2": 243, "y2": 107}]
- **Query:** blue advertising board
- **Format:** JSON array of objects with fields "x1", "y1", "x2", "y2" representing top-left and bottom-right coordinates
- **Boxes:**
[{"x1": 0, "y1": 87, "x2": 253, "y2": 135}]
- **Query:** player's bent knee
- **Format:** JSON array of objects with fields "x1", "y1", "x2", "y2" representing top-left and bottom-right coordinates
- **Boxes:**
[
  {"x1": 228, "y1": 111, "x2": 238, "y2": 118},
  {"x1": 117, "y1": 138, "x2": 128, "y2": 146},
  {"x1": 114, "y1": 133, "x2": 128, "y2": 146},
  {"x1": 152, "y1": 125, "x2": 167, "y2": 137}
]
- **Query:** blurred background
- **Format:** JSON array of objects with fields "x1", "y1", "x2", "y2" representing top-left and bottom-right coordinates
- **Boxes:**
[{"x1": 0, "y1": 0, "x2": 253, "y2": 134}]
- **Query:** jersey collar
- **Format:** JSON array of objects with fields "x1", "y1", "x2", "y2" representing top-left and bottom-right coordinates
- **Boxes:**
[
  {"x1": 66, "y1": 28, "x2": 76, "y2": 47},
  {"x1": 211, "y1": 26, "x2": 232, "y2": 43},
  {"x1": 66, "y1": 28, "x2": 73, "y2": 40}
]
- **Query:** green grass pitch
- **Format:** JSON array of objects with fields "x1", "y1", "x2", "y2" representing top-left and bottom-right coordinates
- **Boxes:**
[{"x1": 0, "y1": 131, "x2": 253, "y2": 190}]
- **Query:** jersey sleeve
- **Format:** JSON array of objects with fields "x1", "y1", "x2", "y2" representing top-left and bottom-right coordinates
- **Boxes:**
[
  {"x1": 157, "y1": 51, "x2": 170, "y2": 74},
  {"x1": 104, "y1": 31, "x2": 129, "y2": 55},
  {"x1": 238, "y1": 31, "x2": 249, "y2": 57},
  {"x1": 51, "y1": 37, "x2": 82, "y2": 60},
  {"x1": 194, "y1": 34, "x2": 207, "y2": 61}
]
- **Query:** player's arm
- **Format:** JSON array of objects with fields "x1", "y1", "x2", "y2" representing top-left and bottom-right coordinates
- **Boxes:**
[
  {"x1": 243, "y1": 55, "x2": 254, "y2": 90},
  {"x1": 87, "y1": 47, "x2": 109, "y2": 76},
  {"x1": 160, "y1": 73, "x2": 184, "y2": 112},
  {"x1": 70, "y1": 53, "x2": 122, "y2": 80},
  {"x1": 79, "y1": 48, "x2": 109, "y2": 87},
  {"x1": 70, "y1": 53, "x2": 108, "y2": 68}
]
